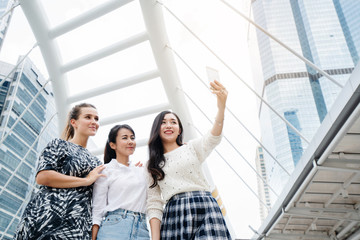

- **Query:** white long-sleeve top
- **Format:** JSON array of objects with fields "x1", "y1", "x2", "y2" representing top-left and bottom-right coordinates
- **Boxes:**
[
  {"x1": 92, "y1": 159, "x2": 147, "y2": 226},
  {"x1": 146, "y1": 131, "x2": 222, "y2": 221}
]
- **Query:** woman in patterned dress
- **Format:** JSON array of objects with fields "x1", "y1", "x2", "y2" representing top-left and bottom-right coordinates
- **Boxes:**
[
  {"x1": 14, "y1": 103, "x2": 105, "y2": 240},
  {"x1": 146, "y1": 80, "x2": 231, "y2": 239}
]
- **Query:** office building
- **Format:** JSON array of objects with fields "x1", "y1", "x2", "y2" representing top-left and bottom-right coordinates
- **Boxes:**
[
  {"x1": 249, "y1": 0, "x2": 360, "y2": 196},
  {"x1": 254, "y1": 146, "x2": 271, "y2": 222},
  {"x1": 0, "y1": 57, "x2": 57, "y2": 239}
]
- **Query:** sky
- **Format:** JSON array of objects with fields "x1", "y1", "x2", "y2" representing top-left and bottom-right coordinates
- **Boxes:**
[{"x1": 1, "y1": 0, "x2": 264, "y2": 238}]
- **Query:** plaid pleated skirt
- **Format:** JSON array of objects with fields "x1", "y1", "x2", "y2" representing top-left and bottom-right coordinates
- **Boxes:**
[{"x1": 161, "y1": 191, "x2": 231, "y2": 240}]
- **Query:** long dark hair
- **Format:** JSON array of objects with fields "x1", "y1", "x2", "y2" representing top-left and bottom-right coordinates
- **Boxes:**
[
  {"x1": 61, "y1": 103, "x2": 96, "y2": 141},
  {"x1": 148, "y1": 111, "x2": 184, "y2": 188},
  {"x1": 103, "y1": 124, "x2": 135, "y2": 164}
]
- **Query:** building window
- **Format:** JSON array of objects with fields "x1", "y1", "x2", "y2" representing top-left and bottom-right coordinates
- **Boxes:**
[{"x1": 284, "y1": 110, "x2": 303, "y2": 166}]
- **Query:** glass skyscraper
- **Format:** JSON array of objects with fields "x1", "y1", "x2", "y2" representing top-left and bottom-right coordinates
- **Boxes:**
[
  {"x1": 254, "y1": 146, "x2": 271, "y2": 222},
  {"x1": 0, "y1": 57, "x2": 57, "y2": 239},
  {"x1": 250, "y1": 0, "x2": 359, "y2": 197},
  {"x1": 333, "y1": 0, "x2": 360, "y2": 66}
]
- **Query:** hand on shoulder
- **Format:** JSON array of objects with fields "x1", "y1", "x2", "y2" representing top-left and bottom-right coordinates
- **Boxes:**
[{"x1": 85, "y1": 165, "x2": 106, "y2": 186}]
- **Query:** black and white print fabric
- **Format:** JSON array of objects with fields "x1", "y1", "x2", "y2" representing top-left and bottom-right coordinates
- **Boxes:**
[{"x1": 14, "y1": 138, "x2": 101, "y2": 240}]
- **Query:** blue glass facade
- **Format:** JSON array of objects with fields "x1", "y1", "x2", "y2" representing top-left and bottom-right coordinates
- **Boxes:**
[
  {"x1": 284, "y1": 110, "x2": 303, "y2": 166},
  {"x1": 333, "y1": 0, "x2": 360, "y2": 65},
  {"x1": 0, "y1": 61, "x2": 13, "y2": 115},
  {"x1": 251, "y1": 0, "x2": 359, "y2": 197},
  {"x1": 0, "y1": 57, "x2": 57, "y2": 239}
]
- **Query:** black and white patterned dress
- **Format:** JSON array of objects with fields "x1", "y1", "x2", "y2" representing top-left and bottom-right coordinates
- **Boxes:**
[{"x1": 14, "y1": 138, "x2": 101, "y2": 240}]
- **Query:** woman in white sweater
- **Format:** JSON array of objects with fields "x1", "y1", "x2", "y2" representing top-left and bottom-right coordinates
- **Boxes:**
[
  {"x1": 146, "y1": 80, "x2": 231, "y2": 239},
  {"x1": 92, "y1": 124, "x2": 149, "y2": 240}
]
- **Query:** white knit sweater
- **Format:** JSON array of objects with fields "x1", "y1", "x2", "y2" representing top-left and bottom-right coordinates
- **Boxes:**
[{"x1": 146, "y1": 131, "x2": 222, "y2": 221}]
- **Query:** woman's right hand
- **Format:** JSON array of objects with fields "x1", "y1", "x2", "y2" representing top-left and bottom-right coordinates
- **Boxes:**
[
  {"x1": 210, "y1": 80, "x2": 228, "y2": 110},
  {"x1": 85, "y1": 165, "x2": 106, "y2": 186},
  {"x1": 210, "y1": 80, "x2": 227, "y2": 136}
]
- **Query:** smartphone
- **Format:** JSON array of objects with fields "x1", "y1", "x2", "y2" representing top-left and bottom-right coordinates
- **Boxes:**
[{"x1": 206, "y1": 66, "x2": 220, "y2": 83}]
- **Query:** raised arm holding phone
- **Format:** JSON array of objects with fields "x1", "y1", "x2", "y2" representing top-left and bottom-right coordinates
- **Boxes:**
[{"x1": 146, "y1": 80, "x2": 231, "y2": 239}]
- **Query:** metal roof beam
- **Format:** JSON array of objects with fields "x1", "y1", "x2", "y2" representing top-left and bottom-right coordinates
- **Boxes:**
[
  {"x1": 285, "y1": 210, "x2": 360, "y2": 222},
  {"x1": 281, "y1": 216, "x2": 292, "y2": 232},
  {"x1": 331, "y1": 212, "x2": 352, "y2": 233},
  {"x1": 318, "y1": 166, "x2": 360, "y2": 174},
  {"x1": 328, "y1": 153, "x2": 360, "y2": 161},
  {"x1": 324, "y1": 172, "x2": 360, "y2": 208},
  {"x1": 49, "y1": 0, "x2": 134, "y2": 38},
  {"x1": 337, "y1": 221, "x2": 358, "y2": 239},
  {"x1": 344, "y1": 225, "x2": 360, "y2": 240},
  {"x1": 325, "y1": 158, "x2": 360, "y2": 166},
  {"x1": 268, "y1": 232, "x2": 329, "y2": 239},
  {"x1": 99, "y1": 102, "x2": 170, "y2": 127},
  {"x1": 67, "y1": 69, "x2": 159, "y2": 104},
  {"x1": 285, "y1": 161, "x2": 318, "y2": 211},
  {"x1": 288, "y1": 206, "x2": 358, "y2": 214},
  {"x1": 305, "y1": 217, "x2": 319, "y2": 234},
  {"x1": 61, "y1": 32, "x2": 148, "y2": 73}
]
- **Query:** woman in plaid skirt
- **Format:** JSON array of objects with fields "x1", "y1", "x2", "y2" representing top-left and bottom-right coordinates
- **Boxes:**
[{"x1": 146, "y1": 80, "x2": 231, "y2": 239}]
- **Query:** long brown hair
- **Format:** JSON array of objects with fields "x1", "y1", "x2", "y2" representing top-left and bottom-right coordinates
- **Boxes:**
[
  {"x1": 61, "y1": 103, "x2": 97, "y2": 141},
  {"x1": 147, "y1": 111, "x2": 183, "y2": 188}
]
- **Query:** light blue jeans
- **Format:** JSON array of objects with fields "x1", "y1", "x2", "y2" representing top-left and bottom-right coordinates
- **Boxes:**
[{"x1": 97, "y1": 208, "x2": 150, "y2": 240}]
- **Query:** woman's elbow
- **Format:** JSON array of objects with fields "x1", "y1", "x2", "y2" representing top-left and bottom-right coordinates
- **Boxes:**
[{"x1": 36, "y1": 171, "x2": 50, "y2": 186}]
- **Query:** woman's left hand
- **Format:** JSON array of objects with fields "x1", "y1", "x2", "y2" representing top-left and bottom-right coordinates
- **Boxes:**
[
  {"x1": 210, "y1": 80, "x2": 228, "y2": 109},
  {"x1": 135, "y1": 161, "x2": 143, "y2": 167}
]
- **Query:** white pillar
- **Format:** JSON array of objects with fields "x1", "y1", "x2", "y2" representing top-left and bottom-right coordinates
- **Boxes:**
[
  {"x1": 139, "y1": 0, "x2": 195, "y2": 139},
  {"x1": 20, "y1": 0, "x2": 70, "y2": 133}
]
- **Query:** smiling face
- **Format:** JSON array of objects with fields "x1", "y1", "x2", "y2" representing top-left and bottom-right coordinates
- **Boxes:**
[
  {"x1": 110, "y1": 128, "x2": 136, "y2": 158},
  {"x1": 159, "y1": 113, "x2": 181, "y2": 144},
  {"x1": 71, "y1": 107, "x2": 99, "y2": 137}
]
